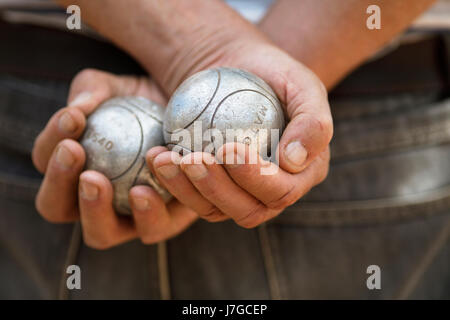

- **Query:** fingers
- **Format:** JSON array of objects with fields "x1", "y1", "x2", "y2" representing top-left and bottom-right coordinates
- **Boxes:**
[
  {"x1": 217, "y1": 143, "x2": 330, "y2": 211},
  {"x1": 32, "y1": 107, "x2": 86, "y2": 173},
  {"x1": 147, "y1": 148, "x2": 228, "y2": 222},
  {"x1": 149, "y1": 144, "x2": 329, "y2": 228},
  {"x1": 80, "y1": 173, "x2": 198, "y2": 249},
  {"x1": 179, "y1": 152, "x2": 271, "y2": 228},
  {"x1": 78, "y1": 170, "x2": 137, "y2": 250},
  {"x1": 129, "y1": 185, "x2": 198, "y2": 244},
  {"x1": 35, "y1": 139, "x2": 85, "y2": 223}
]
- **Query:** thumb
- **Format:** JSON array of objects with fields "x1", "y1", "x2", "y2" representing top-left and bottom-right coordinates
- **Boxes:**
[
  {"x1": 67, "y1": 68, "x2": 164, "y2": 115},
  {"x1": 264, "y1": 63, "x2": 333, "y2": 174}
]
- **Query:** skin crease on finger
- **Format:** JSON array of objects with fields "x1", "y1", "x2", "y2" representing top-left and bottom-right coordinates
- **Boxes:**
[
  {"x1": 147, "y1": 150, "x2": 229, "y2": 223},
  {"x1": 32, "y1": 106, "x2": 86, "y2": 174},
  {"x1": 214, "y1": 143, "x2": 330, "y2": 211}
]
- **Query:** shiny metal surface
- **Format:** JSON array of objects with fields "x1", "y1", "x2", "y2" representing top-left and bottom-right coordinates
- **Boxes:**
[
  {"x1": 164, "y1": 68, "x2": 285, "y2": 160},
  {"x1": 80, "y1": 96, "x2": 171, "y2": 215}
]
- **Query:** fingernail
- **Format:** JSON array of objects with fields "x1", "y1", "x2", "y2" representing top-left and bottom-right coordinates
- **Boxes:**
[
  {"x1": 80, "y1": 180, "x2": 99, "y2": 201},
  {"x1": 157, "y1": 165, "x2": 179, "y2": 179},
  {"x1": 58, "y1": 112, "x2": 77, "y2": 134},
  {"x1": 285, "y1": 141, "x2": 307, "y2": 167},
  {"x1": 69, "y1": 92, "x2": 92, "y2": 107},
  {"x1": 183, "y1": 163, "x2": 208, "y2": 180},
  {"x1": 55, "y1": 146, "x2": 75, "y2": 169},
  {"x1": 133, "y1": 197, "x2": 150, "y2": 211}
]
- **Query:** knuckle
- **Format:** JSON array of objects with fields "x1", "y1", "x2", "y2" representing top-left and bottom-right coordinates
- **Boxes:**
[
  {"x1": 140, "y1": 231, "x2": 166, "y2": 245},
  {"x1": 200, "y1": 187, "x2": 223, "y2": 201},
  {"x1": 83, "y1": 234, "x2": 113, "y2": 250},
  {"x1": 35, "y1": 197, "x2": 71, "y2": 224},
  {"x1": 138, "y1": 228, "x2": 165, "y2": 245},
  {"x1": 73, "y1": 68, "x2": 100, "y2": 84},
  {"x1": 315, "y1": 114, "x2": 333, "y2": 145},
  {"x1": 199, "y1": 206, "x2": 223, "y2": 221},
  {"x1": 265, "y1": 186, "x2": 298, "y2": 211},
  {"x1": 316, "y1": 159, "x2": 330, "y2": 185},
  {"x1": 322, "y1": 117, "x2": 334, "y2": 143},
  {"x1": 238, "y1": 216, "x2": 262, "y2": 229},
  {"x1": 140, "y1": 235, "x2": 157, "y2": 245},
  {"x1": 296, "y1": 113, "x2": 333, "y2": 149},
  {"x1": 305, "y1": 69, "x2": 328, "y2": 98},
  {"x1": 236, "y1": 205, "x2": 266, "y2": 229},
  {"x1": 315, "y1": 77, "x2": 328, "y2": 98}
]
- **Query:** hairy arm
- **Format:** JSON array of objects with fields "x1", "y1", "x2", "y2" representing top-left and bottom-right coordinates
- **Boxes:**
[
  {"x1": 56, "y1": 0, "x2": 266, "y2": 94},
  {"x1": 259, "y1": 0, "x2": 437, "y2": 89}
]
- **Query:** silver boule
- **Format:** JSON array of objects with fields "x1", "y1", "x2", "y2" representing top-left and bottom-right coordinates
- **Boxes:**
[
  {"x1": 80, "y1": 96, "x2": 171, "y2": 215},
  {"x1": 164, "y1": 68, "x2": 285, "y2": 160}
]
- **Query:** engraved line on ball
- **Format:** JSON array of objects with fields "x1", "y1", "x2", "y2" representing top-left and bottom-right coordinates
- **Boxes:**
[
  {"x1": 166, "y1": 143, "x2": 194, "y2": 154},
  {"x1": 131, "y1": 157, "x2": 147, "y2": 187},
  {"x1": 164, "y1": 69, "x2": 221, "y2": 134},
  {"x1": 124, "y1": 97, "x2": 163, "y2": 124},
  {"x1": 209, "y1": 89, "x2": 278, "y2": 130},
  {"x1": 109, "y1": 105, "x2": 145, "y2": 181},
  {"x1": 229, "y1": 68, "x2": 278, "y2": 102}
]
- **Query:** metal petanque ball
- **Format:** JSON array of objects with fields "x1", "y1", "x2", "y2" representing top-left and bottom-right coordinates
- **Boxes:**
[
  {"x1": 80, "y1": 96, "x2": 171, "y2": 215},
  {"x1": 163, "y1": 67, "x2": 285, "y2": 160}
]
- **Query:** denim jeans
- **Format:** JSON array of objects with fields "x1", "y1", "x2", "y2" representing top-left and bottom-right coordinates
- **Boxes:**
[{"x1": 0, "y1": 22, "x2": 449, "y2": 299}]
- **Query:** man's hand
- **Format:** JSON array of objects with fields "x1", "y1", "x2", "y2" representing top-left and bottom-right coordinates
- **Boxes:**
[
  {"x1": 32, "y1": 69, "x2": 198, "y2": 249},
  {"x1": 147, "y1": 40, "x2": 332, "y2": 228}
]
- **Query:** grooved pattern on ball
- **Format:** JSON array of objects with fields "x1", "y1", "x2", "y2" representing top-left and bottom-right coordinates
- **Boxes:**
[
  {"x1": 164, "y1": 69, "x2": 220, "y2": 134},
  {"x1": 82, "y1": 104, "x2": 143, "y2": 180},
  {"x1": 126, "y1": 97, "x2": 164, "y2": 124},
  {"x1": 229, "y1": 68, "x2": 278, "y2": 102},
  {"x1": 163, "y1": 67, "x2": 285, "y2": 157},
  {"x1": 210, "y1": 89, "x2": 280, "y2": 154},
  {"x1": 210, "y1": 89, "x2": 278, "y2": 129},
  {"x1": 80, "y1": 96, "x2": 171, "y2": 215}
]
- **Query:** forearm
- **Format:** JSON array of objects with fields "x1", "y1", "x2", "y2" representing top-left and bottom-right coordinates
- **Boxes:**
[
  {"x1": 259, "y1": 0, "x2": 436, "y2": 89},
  {"x1": 56, "y1": 0, "x2": 265, "y2": 94}
]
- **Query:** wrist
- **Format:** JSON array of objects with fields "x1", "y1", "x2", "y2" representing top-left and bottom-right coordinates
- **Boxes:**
[
  {"x1": 154, "y1": 1, "x2": 268, "y2": 94},
  {"x1": 60, "y1": 0, "x2": 267, "y2": 95},
  {"x1": 162, "y1": 27, "x2": 266, "y2": 94}
]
